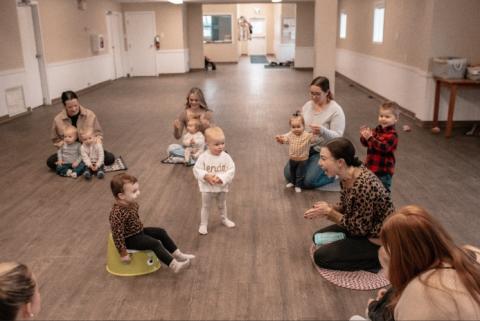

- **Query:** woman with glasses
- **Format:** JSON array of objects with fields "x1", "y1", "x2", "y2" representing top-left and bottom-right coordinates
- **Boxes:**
[{"x1": 279, "y1": 76, "x2": 345, "y2": 188}]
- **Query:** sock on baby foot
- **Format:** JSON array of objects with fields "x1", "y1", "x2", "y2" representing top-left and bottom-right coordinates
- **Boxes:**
[
  {"x1": 198, "y1": 225, "x2": 208, "y2": 235},
  {"x1": 222, "y1": 218, "x2": 236, "y2": 228},
  {"x1": 169, "y1": 258, "x2": 191, "y2": 273},
  {"x1": 173, "y1": 249, "x2": 195, "y2": 262}
]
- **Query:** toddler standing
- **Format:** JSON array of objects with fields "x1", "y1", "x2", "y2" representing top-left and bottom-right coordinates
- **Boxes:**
[
  {"x1": 360, "y1": 101, "x2": 399, "y2": 190},
  {"x1": 109, "y1": 173, "x2": 195, "y2": 273},
  {"x1": 275, "y1": 113, "x2": 315, "y2": 193},
  {"x1": 182, "y1": 118, "x2": 205, "y2": 166},
  {"x1": 56, "y1": 126, "x2": 85, "y2": 178},
  {"x1": 80, "y1": 130, "x2": 105, "y2": 179},
  {"x1": 193, "y1": 127, "x2": 235, "y2": 235}
]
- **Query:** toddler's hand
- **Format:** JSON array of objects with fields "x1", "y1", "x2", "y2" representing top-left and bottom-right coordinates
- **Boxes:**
[
  {"x1": 54, "y1": 141, "x2": 64, "y2": 148},
  {"x1": 91, "y1": 164, "x2": 97, "y2": 171},
  {"x1": 360, "y1": 127, "x2": 372, "y2": 140},
  {"x1": 213, "y1": 176, "x2": 223, "y2": 185},
  {"x1": 56, "y1": 160, "x2": 64, "y2": 165},
  {"x1": 309, "y1": 124, "x2": 321, "y2": 135},
  {"x1": 120, "y1": 254, "x2": 131, "y2": 264},
  {"x1": 275, "y1": 135, "x2": 285, "y2": 144},
  {"x1": 204, "y1": 174, "x2": 216, "y2": 185},
  {"x1": 72, "y1": 161, "x2": 79, "y2": 168},
  {"x1": 190, "y1": 138, "x2": 195, "y2": 145}
]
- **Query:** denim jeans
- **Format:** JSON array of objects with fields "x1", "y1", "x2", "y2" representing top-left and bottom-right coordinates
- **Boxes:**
[
  {"x1": 56, "y1": 161, "x2": 86, "y2": 176},
  {"x1": 167, "y1": 144, "x2": 185, "y2": 158},
  {"x1": 284, "y1": 149, "x2": 334, "y2": 189},
  {"x1": 377, "y1": 174, "x2": 392, "y2": 191}
]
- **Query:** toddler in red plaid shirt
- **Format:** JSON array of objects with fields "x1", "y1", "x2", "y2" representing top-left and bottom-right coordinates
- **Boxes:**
[{"x1": 360, "y1": 101, "x2": 399, "y2": 190}]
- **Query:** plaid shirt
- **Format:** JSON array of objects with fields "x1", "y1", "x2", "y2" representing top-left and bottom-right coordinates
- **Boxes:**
[
  {"x1": 286, "y1": 131, "x2": 313, "y2": 161},
  {"x1": 360, "y1": 125, "x2": 398, "y2": 176}
]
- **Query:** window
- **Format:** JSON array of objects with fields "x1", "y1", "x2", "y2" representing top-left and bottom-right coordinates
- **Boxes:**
[
  {"x1": 339, "y1": 12, "x2": 347, "y2": 39},
  {"x1": 372, "y1": 3, "x2": 385, "y2": 43},
  {"x1": 203, "y1": 15, "x2": 232, "y2": 43}
]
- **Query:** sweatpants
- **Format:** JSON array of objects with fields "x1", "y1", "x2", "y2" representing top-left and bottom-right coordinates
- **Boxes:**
[
  {"x1": 200, "y1": 192, "x2": 228, "y2": 227},
  {"x1": 125, "y1": 227, "x2": 177, "y2": 265},
  {"x1": 312, "y1": 224, "x2": 381, "y2": 272}
]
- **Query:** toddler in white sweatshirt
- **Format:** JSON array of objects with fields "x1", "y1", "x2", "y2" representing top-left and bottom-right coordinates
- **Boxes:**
[{"x1": 193, "y1": 127, "x2": 235, "y2": 235}]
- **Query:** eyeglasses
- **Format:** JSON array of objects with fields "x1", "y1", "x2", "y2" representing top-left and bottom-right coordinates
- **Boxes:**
[{"x1": 310, "y1": 91, "x2": 323, "y2": 97}]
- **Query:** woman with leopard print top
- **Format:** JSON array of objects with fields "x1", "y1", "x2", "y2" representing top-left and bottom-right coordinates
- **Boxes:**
[{"x1": 304, "y1": 138, "x2": 394, "y2": 272}]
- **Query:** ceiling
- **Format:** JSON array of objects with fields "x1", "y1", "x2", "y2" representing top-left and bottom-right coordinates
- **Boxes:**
[{"x1": 116, "y1": 0, "x2": 313, "y2": 4}]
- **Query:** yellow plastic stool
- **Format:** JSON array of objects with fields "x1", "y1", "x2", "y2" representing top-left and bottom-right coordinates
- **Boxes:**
[{"x1": 106, "y1": 233, "x2": 161, "y2": 276}]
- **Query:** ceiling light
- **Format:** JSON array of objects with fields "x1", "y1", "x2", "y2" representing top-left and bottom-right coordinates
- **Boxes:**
[
  {"x1": 272, "y1": 0, "x2": 282, "y2": 2},
  {"x1": 168, "y1": 0, "x2": 183, "y2": 4}
]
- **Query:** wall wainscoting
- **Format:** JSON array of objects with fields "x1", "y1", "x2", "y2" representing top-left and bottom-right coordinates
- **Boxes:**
[
  {"x1": 47, "y1": 54, "x2": 114, "y2": 100},
  {"x1": 294, "y1": 46, "x2": 314, "y2": 68},
  {"x1": 276, "y1": 43, "x2": 295, "y2": 62},
  {"x1": 336, "y1": 48, "x2": 480, "y2": 121},
  {"x1": 156, "y1": 49, "x2": 189, "y2": 74}
]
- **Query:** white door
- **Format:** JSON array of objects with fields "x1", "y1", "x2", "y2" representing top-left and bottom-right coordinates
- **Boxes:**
[
  {"x1": 248, "y1": 17, "x2": 267, "y2": 56},
  {"x1": 17, "y1": 5, "x2": 44, "y2": 108},
  {"x1": 125, "y1": 12, "x2": 156, "y2": 76},
  {"x1": 107, "y1": 12, "x2": 125, "y2": 79}
]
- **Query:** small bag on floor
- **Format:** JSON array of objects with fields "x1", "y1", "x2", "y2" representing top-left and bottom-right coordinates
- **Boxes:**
[{"x1": 314, "y1": 232, "x2": 346, "y2": 246}]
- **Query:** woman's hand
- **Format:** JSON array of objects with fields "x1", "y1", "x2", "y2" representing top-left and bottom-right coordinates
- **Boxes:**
[
  {"x1": 304, "y1": 202, "x2": 332, "y2": 220},
  {"x1": 366, "y1": 288, "x2": 388, "y2": 314},
  {"x1": 173, "y1": 119, "x2": 181, "y2": 130},
  {"x1": 54, "y1": 141, "x2": 64, "y2": 148}
]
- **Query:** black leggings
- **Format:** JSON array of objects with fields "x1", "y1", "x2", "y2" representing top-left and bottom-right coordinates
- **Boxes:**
[
  {"x1": 312, "y1": 225, "x2": 381, "y2": 272},
  {"x1": 46, "y1": 150, "x2": 115, "y2": 170},
  {"x1": 125, "y1": 227, "x2": 177, "y2": 265}
]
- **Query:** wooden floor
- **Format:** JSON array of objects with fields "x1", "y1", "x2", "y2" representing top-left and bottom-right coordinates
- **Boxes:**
[{"x1": 1, "y1": 57, "x2": 479, "y2": 320}]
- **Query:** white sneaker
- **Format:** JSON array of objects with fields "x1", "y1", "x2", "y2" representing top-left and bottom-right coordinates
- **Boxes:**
[
  {"x1": 198, "y1": 225, "x2": 208, "y2": 235},
  {"x1": 71, "y1": 172, "x2": 77, "y2": 179},
  {"x1": 295, "y1": 187, "x2": 302, "y2": 193},
  {"x1": 222, "y1": 218, "x2": 236, "y2": 228},
  {"x1": 286, "y1": 183, "x2": 294, "y2": 188},
  {"x1": 66, "y1": 169, "x2": 73, "y2": 177},
  {"x1": 169, "y1": 258, "x2": 191, "y2": 273},
  {"x1": 173, "y1": 249, "x2": 195, "y2": 262}
]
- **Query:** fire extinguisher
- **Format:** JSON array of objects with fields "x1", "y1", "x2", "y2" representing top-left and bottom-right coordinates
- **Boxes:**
[{"x1": 154, "y1": 36, "x2": 161, "y2": 50}]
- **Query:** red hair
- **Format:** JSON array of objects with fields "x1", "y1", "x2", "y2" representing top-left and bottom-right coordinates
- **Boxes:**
[{"x1": 380, "y1": 205, "x2": 480, "y2": 309}]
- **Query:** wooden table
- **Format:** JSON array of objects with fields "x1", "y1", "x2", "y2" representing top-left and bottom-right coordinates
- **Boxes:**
[{"x1": 433, "y1": 77, "x2": 480, "y2": 138}]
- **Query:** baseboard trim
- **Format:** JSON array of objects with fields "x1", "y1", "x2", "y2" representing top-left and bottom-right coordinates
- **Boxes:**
[
  {"x1": 336, "y1": 72, "x2": 416, "y2": 120},
  {"x1": 0, "y1": 107, "x2": 32, "y2": 125},
  {"x1": 416, "y1": 120, "x2": 478, "y2": 129},
  {"x1": 294, "y1": 67, "x2": 314, "y2": 71},
  {"x1": 50, "y1": 79, "x2": 114, "y2": 105}
]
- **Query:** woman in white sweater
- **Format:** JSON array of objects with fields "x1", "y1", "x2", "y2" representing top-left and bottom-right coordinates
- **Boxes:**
[
  {"x1": 281, "y1": 76, "x2": 345, "y2": 189},
  {"x1": 380, "y1": 205, "x2": 480, "y2": 320}
]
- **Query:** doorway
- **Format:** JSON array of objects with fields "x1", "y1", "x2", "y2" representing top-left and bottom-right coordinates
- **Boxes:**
[
  {"x1": 248, "y1": 17, "x2": 267, "y2": 56},
  {"x1": 16, "y1": 3, "x2": 50, "y2": 109},
  {"x1": 125, "y1": 11, "x2": 156, "y2": 76},
  {"x1": 106, "y1": 11, "x2": 125, "y2": 79}
]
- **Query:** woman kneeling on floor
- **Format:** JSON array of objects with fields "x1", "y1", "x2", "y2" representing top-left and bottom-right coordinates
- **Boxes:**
[{"x1": 304, "y1": 137, "x2": 394, "y2": 272}]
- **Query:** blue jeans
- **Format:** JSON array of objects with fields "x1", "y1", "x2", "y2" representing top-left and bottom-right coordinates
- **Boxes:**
[
  {"x1": 56, "y1": 161, "x2": 86, "y2": 177},
  {"x1": 167, "y1": 144, "x2": 185, "y2": 158},
  {"x1": 284, "y1": 149, "x2": 334, "y2": 189},
  {"x1": 377, "y1": 174, "x2": 392, "y2": 191}
]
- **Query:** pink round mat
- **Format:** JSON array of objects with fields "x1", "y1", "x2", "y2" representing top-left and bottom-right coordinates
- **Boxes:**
[{"x1": 310, "y1": 244, "x2": 390, "y2": 290}]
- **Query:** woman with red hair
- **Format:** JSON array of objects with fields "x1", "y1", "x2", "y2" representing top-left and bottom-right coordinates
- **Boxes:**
[{"x1": 380, "y1": 205, "x2": 480, "y2": 320}]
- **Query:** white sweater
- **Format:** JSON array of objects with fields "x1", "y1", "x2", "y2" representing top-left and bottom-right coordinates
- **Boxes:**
[
  {"x1": 193, "y1": 150, "x2": 235, "y2": 193},
  {"x1": 80, "y1": 143, "x2": 104, "y2": 167}
]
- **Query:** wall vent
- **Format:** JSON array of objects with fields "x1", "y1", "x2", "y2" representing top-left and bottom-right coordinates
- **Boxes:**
[{"x1": 5, "y1": 86, "x2": 27, "y2": 116}]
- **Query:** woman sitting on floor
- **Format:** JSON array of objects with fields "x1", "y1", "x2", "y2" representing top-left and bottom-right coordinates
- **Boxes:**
[
  {"x1": 46, "y1": 90, "x2": 115, "y2": 170},
  {"x1": 279, "y1": 76, "x2": 345, "y2": 189},
  {"x1": 379, "y1": 205, "x2": 480, "y2": 320},
  {"x1": 304, "y1": 137, "x2": 394, "y2": 272}
]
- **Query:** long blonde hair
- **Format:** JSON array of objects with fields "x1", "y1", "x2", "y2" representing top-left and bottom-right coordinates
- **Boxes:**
[{"x1": 185, "y1": 87, "x2": 209, "y2": 110}]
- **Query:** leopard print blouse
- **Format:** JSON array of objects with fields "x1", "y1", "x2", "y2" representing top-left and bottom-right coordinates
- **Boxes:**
[
  {"x1": 338, "y1": 165, "x2": 394, "y2": 237},
  {"x1": 109, "y1": 202, "x2": 143, "y2": 254}
]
